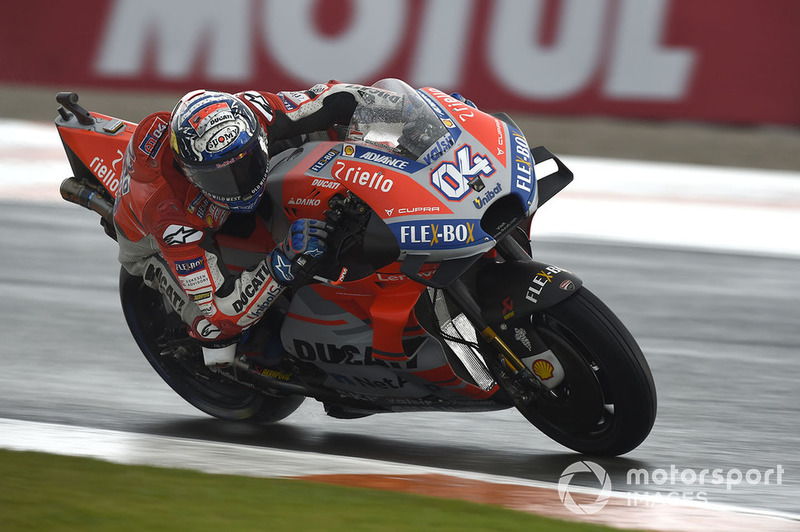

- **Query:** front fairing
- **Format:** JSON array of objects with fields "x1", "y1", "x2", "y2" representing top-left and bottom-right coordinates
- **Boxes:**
[
  {"x1": 269, "y1": 80, "x2": 542, "y2": 286},
  {"x1": 340, "y1": 81, "x2": 538, "y2": 259}
]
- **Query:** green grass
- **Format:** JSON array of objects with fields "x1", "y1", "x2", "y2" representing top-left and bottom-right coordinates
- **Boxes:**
[{"x1": 0, "y1": 449, "x2": 625, "y2": 531}]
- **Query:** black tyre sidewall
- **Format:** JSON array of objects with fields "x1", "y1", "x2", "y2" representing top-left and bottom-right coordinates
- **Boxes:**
[
  {"x1": 517, "y1": 287, "x2": 657, "y2": 456},
  {"x1": 119, "y1": 267, "x2": 303, "y2": 423}
]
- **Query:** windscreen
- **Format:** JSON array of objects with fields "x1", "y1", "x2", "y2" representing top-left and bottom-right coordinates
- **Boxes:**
[{"x1": 345, "y1": 79, "x2": 450, "y2": 161}]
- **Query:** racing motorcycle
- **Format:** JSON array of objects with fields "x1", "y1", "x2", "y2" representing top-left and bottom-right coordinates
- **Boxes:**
[{"x1": 55, "y1": 79, "x2": 656, "y2": 456}]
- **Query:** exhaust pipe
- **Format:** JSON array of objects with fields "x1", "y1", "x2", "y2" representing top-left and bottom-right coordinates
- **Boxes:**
[{"x1": 60, "y1": 177, "x2": 117, "y2": 239}]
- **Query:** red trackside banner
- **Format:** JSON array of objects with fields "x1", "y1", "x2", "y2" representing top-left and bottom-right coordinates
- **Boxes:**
[{"x1": 2, "y1": 0, "x2": 798, "y2": 125}]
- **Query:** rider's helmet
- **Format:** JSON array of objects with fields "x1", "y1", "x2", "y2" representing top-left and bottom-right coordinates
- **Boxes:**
[{"x1": 169, "y1": 90, "x2": 269, "y2": 213}]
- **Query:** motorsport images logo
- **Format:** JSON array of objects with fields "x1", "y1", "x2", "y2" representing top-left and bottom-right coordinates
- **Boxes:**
[
  {"x1": 558, "y1": 461, "x2": 612, "y2": 514},
  {"x1": 558, "y1": 461, "x2": 785, "y2": 512}
]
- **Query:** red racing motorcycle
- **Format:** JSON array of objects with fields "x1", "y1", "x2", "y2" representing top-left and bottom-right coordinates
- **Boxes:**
[{"x1": 55, "y1": 79, "x2": 656, "y2": 456}]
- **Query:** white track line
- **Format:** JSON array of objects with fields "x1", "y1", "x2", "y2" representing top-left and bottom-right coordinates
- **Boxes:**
[{"x1": 1, "y1": 418, "x2": 797, "y2": 531}]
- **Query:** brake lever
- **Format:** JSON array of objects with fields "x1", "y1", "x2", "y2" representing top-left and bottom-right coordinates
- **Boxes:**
[{"x1": 306, "y1": 193, "x2": 370, "y2": 285}]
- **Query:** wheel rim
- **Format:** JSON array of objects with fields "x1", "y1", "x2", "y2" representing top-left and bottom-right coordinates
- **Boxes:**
[{"x1": 518, "y1": 314, "x2": 619, "y2": 442}]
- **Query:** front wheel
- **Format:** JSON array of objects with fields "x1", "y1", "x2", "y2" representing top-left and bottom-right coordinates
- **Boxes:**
[
  {"x1": 119, "y1": 267, "x2": 304, "y2": 423},
  {"x1": 489, "y1": 287, "x2": 656, "y2": 456}
]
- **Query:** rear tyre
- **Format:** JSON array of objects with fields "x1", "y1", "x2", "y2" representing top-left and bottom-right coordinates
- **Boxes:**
[
  {"x1": 119, "y1": 267, "x2": 304, "y2": 423},
  {"x1": 488, "y1": 287, "x2": 656, "y2": 456}
]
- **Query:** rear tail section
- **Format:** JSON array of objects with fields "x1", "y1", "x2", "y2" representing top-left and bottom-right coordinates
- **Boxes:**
[{"x1": 55, "y1": 92, "x2": 138, "y2": 239}]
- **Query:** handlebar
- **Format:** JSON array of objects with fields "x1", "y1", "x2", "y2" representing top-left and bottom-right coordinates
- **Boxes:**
[{"x1": 56, "y1": 92, "x2": 95, "y2": 126}]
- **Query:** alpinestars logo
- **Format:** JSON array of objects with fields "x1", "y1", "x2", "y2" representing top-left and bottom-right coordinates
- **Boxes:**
[
  {"x1": 162, "y1": 225, "x2": 203, "y2": 245},
  {"x1": 197, "y1": 318, "x2": 221, "y2": 339},
  {"x1": 242, "y1": 91, "x2": 274, "y2": 123},
  {"x1": 271, "y1": 252, "x2": 295, "y2": 284}
]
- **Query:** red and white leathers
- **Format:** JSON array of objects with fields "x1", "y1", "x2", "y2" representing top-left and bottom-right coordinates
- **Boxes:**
[{"x1": 113, "y1": 82, "x2": 376, "y2": 351}]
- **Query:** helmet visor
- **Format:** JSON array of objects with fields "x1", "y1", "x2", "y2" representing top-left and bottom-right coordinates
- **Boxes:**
[{"x1": 181, "y1": 133, "x2": 270, "y2": 207}]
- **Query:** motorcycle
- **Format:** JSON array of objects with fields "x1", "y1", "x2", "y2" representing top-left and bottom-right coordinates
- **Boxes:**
[{"x1": 55, "y1": 79, "x2": 656, "y2": 456}]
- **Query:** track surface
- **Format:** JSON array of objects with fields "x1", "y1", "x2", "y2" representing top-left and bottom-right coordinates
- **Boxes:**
[{"x1": 2, "y1": 201, "x2": 799, "y2": 516}]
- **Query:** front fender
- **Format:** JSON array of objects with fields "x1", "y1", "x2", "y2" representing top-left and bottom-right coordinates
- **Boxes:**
[{"x1": 476, "y1": 260, "x2": 583, "y2": 324}]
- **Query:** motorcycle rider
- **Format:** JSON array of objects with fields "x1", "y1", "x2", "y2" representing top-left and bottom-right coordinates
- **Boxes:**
[{"x1": 113, "y1": 81, "x2": 383, "y2": 367}]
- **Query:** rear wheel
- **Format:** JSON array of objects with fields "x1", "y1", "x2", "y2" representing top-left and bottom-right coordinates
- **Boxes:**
[
  {"x1": 487, "y1": 287, "x2": 656, "y2": 456},
  {"x1": 119, "y1": 268, "x2": 304, "y2": 423}
]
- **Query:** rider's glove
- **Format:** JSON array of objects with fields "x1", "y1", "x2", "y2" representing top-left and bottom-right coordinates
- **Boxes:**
[
  {"x1": 450, "y1": 92, "x2": 477, "y2": 109},
  {"x1": 269, "y1": 218, "x2": 329, "y2": 285}
]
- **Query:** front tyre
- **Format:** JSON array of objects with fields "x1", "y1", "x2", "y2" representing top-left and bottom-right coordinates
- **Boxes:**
[
  {"x1": 119, "y1": 267, "x2": 304, "y2": 423},
  {"x1": 497, "y1": 287, "x2": 656, "y2": 456}
]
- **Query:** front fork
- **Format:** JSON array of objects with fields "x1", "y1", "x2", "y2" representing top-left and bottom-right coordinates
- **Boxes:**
[
  {"x1": 444, "y1": 278, "x2": 553, "y2": 404},
  {"x1": 443, "y1": 234, "x2": 561, "y2": 403}
]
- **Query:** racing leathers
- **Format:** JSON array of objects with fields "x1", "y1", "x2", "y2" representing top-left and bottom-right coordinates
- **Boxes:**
[{"x1": 113, "y1": 82, "x2": 375, "y2": 364}]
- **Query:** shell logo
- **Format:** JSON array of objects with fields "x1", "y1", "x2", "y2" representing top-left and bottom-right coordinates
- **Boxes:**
[
  {"x1": 532, "y1": 359, "x2": 555, "y2": 380},
  {"x1": 343, "y1": 144, "x2": 355, "y2": 156}
]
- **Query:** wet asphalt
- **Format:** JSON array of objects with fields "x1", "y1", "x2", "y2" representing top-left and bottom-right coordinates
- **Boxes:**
[{"x1": 1, "y1": 201, "x2": 798, "y2": 515}]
